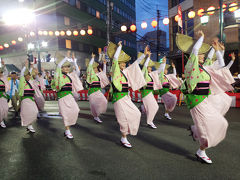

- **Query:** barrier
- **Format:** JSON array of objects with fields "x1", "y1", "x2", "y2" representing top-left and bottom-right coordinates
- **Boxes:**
[{"x1": 42, "y1": 90, "x2": 240, "y2": 107}]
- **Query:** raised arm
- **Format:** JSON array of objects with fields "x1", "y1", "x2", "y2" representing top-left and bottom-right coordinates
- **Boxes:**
[
  {"x1": 103, "y1": 59, "x2": 107, "y2": 74},
  {"x1": 113, "y1": 42, "x2": 122, "y2": 61},
  {"x1": 1, "y1": 60, "x2": 8, "y2": 76},
  {"x1": 172, "y1": 62, "x2": 177, "y2": 75},
  {"x1": 226, "y1": 52, "x2": 235, "y2": 69},
  {"x1": 157, "y1": 57, "x2": 166, "y2": 73},
  {"x1": 192, "y1": 31, "x2": 204, "y2": 56},
  {"x1": 213, "y1": 42, "x2": 225, "y2": 68},
  {"x1": 207, "y1": 48, "x2": 215, "y2": 60},
  {"x1": 21, "y1": 60, "x2": 28, "y2": 77}
]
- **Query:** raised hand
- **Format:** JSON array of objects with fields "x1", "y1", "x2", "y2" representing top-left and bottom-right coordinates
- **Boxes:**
[
  {"x1": 231, "y1": 52, "x2": 236, "y2": 61},
  {"x1": 118, "y1": 41, "x2": 122, "y2": 46},
  {"x1": 1, "y1": 60, "x2": 4, "y2": 65},
  {"x1": 197, "y1": 30, "x2": 204, "y2": 38},
  {"x1": 162, "y1": 56, "x2": 167, "y2": 63},
  {"x1": 212, "y1": 42, "x2": 220, "y2": 51},
  {"x1": 91, "y1": 53, "x2": 95, "y2": 58},
  {"x1": 72, "y1": 52, "x2": 75, "y2": 60},
  {"x1": 25, "y1": 60, "x2": 29, "y2": 67},
  {"x1": 219, "y1": 42, "x2": 225, "y2": 51},
  {"x1": 171, "y1": 62, "x2": 175, "y2": 68}
]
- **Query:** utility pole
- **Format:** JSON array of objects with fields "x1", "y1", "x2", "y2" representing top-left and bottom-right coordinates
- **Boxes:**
[
  {"x1": 156, "y1": 9, "x2": 160, "y2": 61},
  {"x1": 106, "y1": 0, "x2": 113, "y2": 43},
  {"x1": 219, "y1": 0, "x2": 224, "y2": 42},
  {"x1": 34, "y1": 0, "x2": 41, "y2": 73}
]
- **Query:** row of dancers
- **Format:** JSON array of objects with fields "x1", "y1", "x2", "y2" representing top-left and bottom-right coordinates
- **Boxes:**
[{"x1": 0, "y1": 30, "x2": 236, "y2": 164}]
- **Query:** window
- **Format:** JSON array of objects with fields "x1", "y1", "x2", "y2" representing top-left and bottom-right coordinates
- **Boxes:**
[
  {"x1": 96, "y1": 11, "x2": 100, "y2": 19},
  {"x1": 76, "y1": 0, "x2": 80, "y2": 9},
  {"x1": 64, "y1": 16, "x2": 70, "y2": 26},
  {"x1": 66, "y1": 39, "x2": 72, "y2": 49}
]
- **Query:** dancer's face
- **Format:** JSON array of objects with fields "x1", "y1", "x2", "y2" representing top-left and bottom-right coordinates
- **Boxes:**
[
  {"x1": 94, "y1": 67, "x2": 99, "y2": 73},
  {"x1": 147, "y1": 66, "x2": 152, "y2": 73},
  {"x1": 119, "y1": 62, "x2": 126, "y2": 70},
  {"x1": 164, "y1": 69, "x2": 168, "y2": 74},
  {"x1": 11, "y1": 74, "x2": 17, "y2": 80},
  {"x1": 198, "y1": 54, "x2": 205, "y2": 64},
  {"x1": 25, "y1": 74, "x2": 31, "y2": 81},
  {"x1": 62, "y1": 66, "x2": 70, "y2": 73}
]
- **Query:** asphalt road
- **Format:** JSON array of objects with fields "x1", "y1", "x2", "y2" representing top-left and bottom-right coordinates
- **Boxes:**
[{"x1": 0, "y1": 101, "x2": 239, "y2": 180}]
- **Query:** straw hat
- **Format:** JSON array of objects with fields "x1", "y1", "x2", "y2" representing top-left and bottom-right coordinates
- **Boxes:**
[
  {"x1": 138, "y1": 52, "x2": 160, "y2": 69},
  {"x1": 24, "y1": 69, "x2": 31, "y2": 76},
  {"x1": 85, "y1": 58, "x2": 99, "y2": 69},
  {"x1": 107, "y1": 42, "x2": 131, "y2": 63},
  {"x1": 176, "y1": 33, "x2": 211, "y2": 55},
  {"x1": 54, "y1": 51, "x2": 71, "y2": 67}
]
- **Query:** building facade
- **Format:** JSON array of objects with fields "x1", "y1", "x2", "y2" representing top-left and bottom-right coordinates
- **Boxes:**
[
  {"x1": 137, "y1": 30, "x2": 167, "y2": 61},
  {"x1": 0, "y1": 0, "x2": 136, "y2": 70},
  {"x1": 168, "y1": 0, "x2": 239, "y2": 74}
]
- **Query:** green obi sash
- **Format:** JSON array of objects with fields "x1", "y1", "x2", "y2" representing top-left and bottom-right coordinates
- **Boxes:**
[
  {"x1": 185, "y1": 90, "x2": 211, "y2": 109},
  {"x1": 158, "y1": 87, "x2": 169, "y2": 96},
  {"x1": 0, "y1": 91, "x2": 9, "y2": 99},
  {"x1": 141, "y1": 89, "x2": 154, "y2": 98},
  {"x1": 57, "y1": 91, "x2": 73, "y2": 99},
  {"x1": 112, "y1": 92, "x2": 128, "y2": 104},
  {"x1": 88, "y1": 87, "x2": 101, "y2": 95},
  {"x1": 20, "y1": 96, "x2": 34, "y2": 102}
]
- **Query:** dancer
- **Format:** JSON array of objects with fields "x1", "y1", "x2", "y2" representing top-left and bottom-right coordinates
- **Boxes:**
[
  {"x1": 86, "y1": 52, "x2": 109, "y2": 123},
  {"x1": 109, "y1": 41, "x2": 146, "y2": 148},
  {"x1": 158, "y1": 57, "x2": 180, "y2": 120},
  {"x1": 52, "y1": 52, "x2": 83, "y2": 139},
  {"x1": 0, "y1": 60, "x2": 10, "y2": 128},
  {"x1": 8, "y1": 71, "x2": 20, "y2": 117},
  {"x1": 182, "y1": 30, "x2": 233, "y2": 164},
  {"x1": 19, "y1": 60, "x2": 38, "y2": 133},
  {"x1": 139, "y1": 50, "x2": 162, "y2": 129}
]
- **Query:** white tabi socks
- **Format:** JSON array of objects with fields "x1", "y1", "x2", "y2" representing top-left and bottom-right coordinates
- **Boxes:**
[{"x1": 196, "y1": 149, "x2": 212, "y2": 164}]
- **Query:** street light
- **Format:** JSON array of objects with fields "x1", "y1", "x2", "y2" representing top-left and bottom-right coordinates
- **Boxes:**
[
  {"x1": 200, "y1": 15, "x2": 209, "y2": 25},
  {"x1": 163, "y1": 17, "x2": 169, "y2": 25},
  {"x1": 141, "y1": 21, "x2": 147, "y2": 29},
  {"x1": 121, "y1": 25, "x2": 127, "y2": 32},
  {"x1": 2, "y1": 8, "x2": 35, "y2": 26},
  {"x1": 234, "y1": 9, "x2": 240, "y2": 19},
  {"x1": 41, "y1": 41, "x2": 48, "y2": 47},
  {"x1": 27, "y1": 43, "x2": 34, "y2": 50}
]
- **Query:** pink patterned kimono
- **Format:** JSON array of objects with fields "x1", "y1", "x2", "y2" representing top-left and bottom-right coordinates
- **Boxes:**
[
  {"x1": 162, "y1": 74, "x2": 181, "y2": 112},
  {"x1": 32, "y1": 80, "x2": 45, "y2": 111},
  {"x1": 114, "y1": 61, "x2": 146, "y2": 135},
  {"x1": 191, "y1": 66, "x2": 234, "y2": 149},
  {"x1": 89, "y1": 71, "x2": 109, "y2": 117},
  {"x1": 20, "y1": 80, "x2": 39, "y2": 126},
  {"x1": 0, "y1": 76, "x2": 10, "y2": 123},
  {"x1": 142, "y1": 71, "x2": 162, "y2": 124}
]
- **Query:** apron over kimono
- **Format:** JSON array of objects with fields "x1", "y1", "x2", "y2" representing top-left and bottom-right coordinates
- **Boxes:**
[{"x1": 112, "y1": 60, "x2": 146, "y2": 136}]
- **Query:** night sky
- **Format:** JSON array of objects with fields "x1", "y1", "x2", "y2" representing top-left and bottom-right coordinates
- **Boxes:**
[{"x1": 136, "y1": 0, "x2": 169, "y2": 47}]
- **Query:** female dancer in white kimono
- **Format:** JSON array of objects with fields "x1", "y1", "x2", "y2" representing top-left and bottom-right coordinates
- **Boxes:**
[
  {"x1": 19, "y1": 60, "x2": 39, "y2": 133},
  {"x1": 0, "y1": 60, "x2": 10, "y2": 128},
  {"x1": 52, "y1": 53, "x2": 83, "y2": 139},
  {"x1": 110, "y1": 41, "x2": 146, "y2": 148},
  {"x1": 139, "y1": 49, "x2": 162, "y2": 129},
  {"x1": 86, "y1": 53, "x2": 109, "y2": 123},
  {"x1": 183, "y1": 30, "x2": 234, "y2": 164},
  {"x1": 158, "y1": 57, "x2": 181, "y2": 120}
]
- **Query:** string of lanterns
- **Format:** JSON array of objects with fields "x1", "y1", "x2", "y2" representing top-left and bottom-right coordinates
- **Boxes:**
[
  {"x1": 174, "y1": 2, "x2": 238, "y2": 22},
  {"x1": 121, "y1": 17, "x2": 170, "y2": 32},
  {"x1": 0, "y1": 28, "x2": 94, "y2": 51}
]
